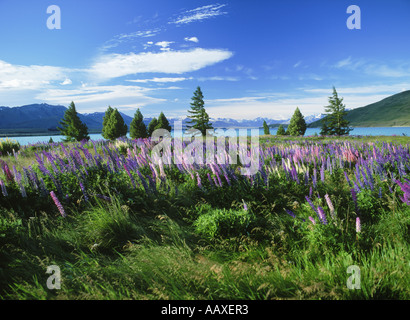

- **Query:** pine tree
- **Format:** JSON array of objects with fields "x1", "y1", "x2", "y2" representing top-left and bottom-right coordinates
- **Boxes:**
[
  {"x1": 276, "y1": 124, "x2": 286, "y2": 136},
  {"x1": 321, "y1": 87, "x2": 352, "y2": 136},
  {"x1": 263, "y1": 120, "x2": 270, "y2": 135},
  {"x1": 155, "y1": 112, "x2": 172, "y2": 132},
  {"x1": 58, "y1": 101, "x2": 89, "y2": 142},
  {"x1": 102, "y1": 106, "x2": 114, "y2": 139},
  {"x1": 103, "y1": 108, "x2": 128, "y2": 140},
  {"x1": 147, "y1": 118, "x2": 158, "y2": 136},
  {"x1": 287, "y1": 107, "x2": 307, "y2": 136},
  {"x1": 130, "y1": 108, "x2": 148, "y2": 139},
  {"x1": 187, "y1": 86, "x2": 213, "y2": 136}
]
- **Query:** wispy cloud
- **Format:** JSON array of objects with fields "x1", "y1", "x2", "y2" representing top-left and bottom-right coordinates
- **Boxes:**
[
  {"x1": 197, "y1": 76, "x2": 239, "y2": 82},
  {"x1": 333, "y1": 57, "x2": 410, "y2": 78},
  {"x1": 89, "y1": 48, "x2": 233, "y2": 80},
  {"x1": 170, "y1": 3, "x2": 227, "y2": 25},
  {"x1": 184, "y1": 37, "x2": 199, "y2": 43},
  {"x1": 126, "y1": 77, "x2": 191, "y2": 83},
  {"x1": 35, "y1": 84, "x2": 167, "y2": 113},
  {"x1": 100, "y1": 29, "x2": 161, "y2": 52}
]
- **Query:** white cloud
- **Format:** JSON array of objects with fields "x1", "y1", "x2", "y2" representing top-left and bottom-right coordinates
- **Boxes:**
[
  {"x1": 184, "y1": 37, "x2": 199, "y2": 43},
  {"x1": 197, "y1": 76, "x2": 239, "y2": 81},
  {"x1": 0, "y1": 60, "x2": 66, "y2": 91},
  {"x1": 293, "y1": 61, "x2": 302, "y2": 68},
  {"x1": 126, "y1": 77, "x2": 192, "y2": 83},
  {"x1": 60, "y1": 78, "x2": 72, "y2": 85},
  {"x1": 89, "y1": 48, "x2": 233, "y2": 80},
  {"x1": 155, "y1": 41, "x2": 174, "y2": 51},
  {"x1": 170, "y1": 4, "x2": 227, "y2": 25}
]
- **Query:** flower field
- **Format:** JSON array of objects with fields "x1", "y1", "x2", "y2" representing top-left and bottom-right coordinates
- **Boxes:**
[{"x1": 0, "y1": 135, "x2": 409, "y2": 299}]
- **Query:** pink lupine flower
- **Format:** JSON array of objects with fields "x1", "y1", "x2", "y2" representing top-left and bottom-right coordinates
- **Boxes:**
[
  {"x1": 325, "y1": 194, "x2": 335, "y2": 219},
  {"x1": 356, "y1": 217, "x2": 361, "y2": 233},
  {"x1": 50, "y1": 191, "x2": 66, "y2": 217}
]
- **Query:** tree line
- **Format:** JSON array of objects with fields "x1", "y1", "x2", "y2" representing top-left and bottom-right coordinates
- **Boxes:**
[{"x1": 58, "y1": 86, "x2": 351, "y2": 142}]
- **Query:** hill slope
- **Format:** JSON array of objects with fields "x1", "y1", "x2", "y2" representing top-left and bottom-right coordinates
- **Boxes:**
[{"x1": 309, "y1": 90, "x2": 410, "y2": 127}]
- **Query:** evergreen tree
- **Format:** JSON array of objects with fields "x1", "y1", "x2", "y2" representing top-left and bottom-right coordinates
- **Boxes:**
[
  {"x1": 287, "y1": 107, "x2": 307, "y2": 136},
  {"x1": 130, "y1": 108, "x2": 148, "y2": 139},
  {"x1": 102, "y1": 106, "x2": 114, "y2": 139},
  {"x1": 155, "y1": 112, "x2": 172, "y2": 132},
  {"x1": 147, "y1": 117, "x2": 158, "y2": 136},
  {"x1": 276, "y1": 124, "x2": 286, "y2": 136},
  {"x1": 103, "y1": 108, "x2": 128, "y2": 140},
  {"x1": 321, "y1": 87, "x2": 352, "y2": 136},
  {"x1": 263, "y1": 120, "x2": 270, "y2": 135},
  {"x1": 58, "y1": 101, "x2": 89, "y2": 142},
  {"x1": 187, "y1": 86, "x2": 213, "y2": 135}
]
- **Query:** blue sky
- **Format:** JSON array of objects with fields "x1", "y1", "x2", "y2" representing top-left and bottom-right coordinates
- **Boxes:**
[{"x1": 1, "y1": 0, "x2": 410, "y2": 120}]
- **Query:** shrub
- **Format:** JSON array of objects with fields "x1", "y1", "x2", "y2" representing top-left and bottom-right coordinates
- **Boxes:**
[
  {"x1": 193, "y1": 206, "x2": 255, "y2": 240},
  {"x1": 0, "y1": 138, "x2": 20, "y2": 155}
]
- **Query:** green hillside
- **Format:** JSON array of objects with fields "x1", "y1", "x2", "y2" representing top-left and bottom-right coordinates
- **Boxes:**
[{"x1": 309, "y1": 90, "x2": 410, "y2": 127}]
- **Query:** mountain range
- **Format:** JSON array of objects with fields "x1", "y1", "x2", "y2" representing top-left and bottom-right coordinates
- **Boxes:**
[
  {"x1": 1, "y1": 90, "x2": 409, "y2": 134},
  {"x1": 0, "y1": 103, "x2": 321, "y2": 133}
]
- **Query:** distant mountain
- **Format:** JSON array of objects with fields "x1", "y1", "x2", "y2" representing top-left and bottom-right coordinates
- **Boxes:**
[
  {"x1": 309, "y1": 90, "x2": 410, "y2": 128},
  {"x1": 0, "y1": 103, "x2": 324, "y2": 133}
]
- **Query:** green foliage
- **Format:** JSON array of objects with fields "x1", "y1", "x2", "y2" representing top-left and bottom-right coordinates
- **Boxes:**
[
  {"x1": 320, "y1": 87, "x2": 352, "y2": 136},
  {"x1": 147, "y1": 117, "x2": 158, "y2": 136},
  {"x1": 187, "y1": 86, "x2": 213, "y2": 136},
  {"x1": 102, "y1": 108, "x2": 128, "y2": 140},
  {"x1": 57, "y1": 102, "x2": 89, "y2": 142},
  {"x1": 276, "y1": 124, "x2": 286, "y2": 136},
  {"x1": 129, "y1": 109, "x2": 148, "y2": 139},
  {"x1": 102, "y1": 106, "x2": 114, "y2": 139},
  {"x1": 1, "y1": 136, "x2": 409, "y2": 300},
  {"x1": 287, "y1": 107, "x2": 307, "y2": 136},
  {"x1": 0, "y1": 138, "x2": 20, "y2": 155},
  {"x1": 263, "y1": 120, "x2": 270, "y2": 135},
  {"x1": 155, "y1": 112, "x2": 172, "y2": 132},
  {"x1": 193, "y1": 204, "x2": 255, "y2": 240}
]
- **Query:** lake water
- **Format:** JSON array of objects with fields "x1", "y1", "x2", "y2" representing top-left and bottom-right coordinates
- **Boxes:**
[{"x1": 5, "y1": 127, "x2": 410, "y2": 146}]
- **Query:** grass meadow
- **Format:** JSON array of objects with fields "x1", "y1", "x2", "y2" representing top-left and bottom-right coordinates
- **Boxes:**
[{"x1": 0, "y1": 135, "x2": 409, "y2": 300}]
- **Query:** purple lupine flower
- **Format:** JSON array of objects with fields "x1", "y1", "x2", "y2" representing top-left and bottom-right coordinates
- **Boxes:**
[
  {"x1": 50, "y1": 191, "x2": 66, "y2": 217},
  {"x1": 224, "y1": 173, "x2": 231, "y2": 186},
  {"x1": 356, "y1": 217, "x2": 361, "y2": 233},
  {"x1": 324, "y1": 194, "x2": 335, "y2": 219},
  {"x1": 243, "y1": 200, "x2": 248, "y2": 211},
  {"x1": 308, "y1": 216, "x2": 316, "y2": 225},
  {"x1": 378, "y1": 187, "x2": 383, "y2": 199},
  {"x1": 207, "y1": 173, "x2": 213, "y2": 187},
  {"x1": 2, "y1": 162, "x2": 14, "y2": 182},
  {"x1": 196, "y1": 172, "x2": 202, "y2": 188},
  {"x1": 79, "y1": 181, "x2": 89, "y2": 202},
  {"x1": 351, "y1": 188, "x2": 359, "y2": 213},
  {"x1": 18, "y1": 181, "x2": 27, "y2": 198},
  {"x1": 320, "y1": 164, "x2": 325, "y2": 182},
  {"x1": 395, "y1": 179, "x2": 410, "y2": 205},
  {"x1": 305, "y1": 196, "x2": 318, "y2": 214},
  {"x1": 123, "y1": 164, "x2": 136, "y2": 188},
  {"x1": 344, "y1": 171, "x2": 352, "y2": 187},
  {"x1": 317, "y1": 206, "x2": 328, "y2": 225},
  {"x1": 312, "y1": 168, "x2": 317, "y2": 188},
  {"x1": 285, "y1": 209, "x2": 295, "y2": 218},
  {"x1": 0, "y1": 179, "x2": 8, "y2": 197}
]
